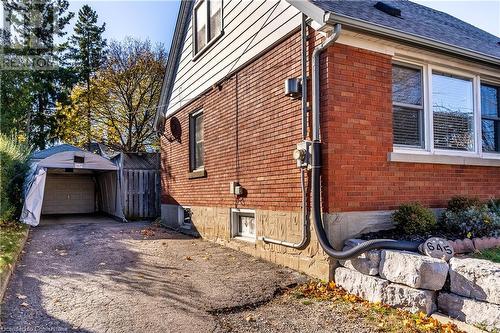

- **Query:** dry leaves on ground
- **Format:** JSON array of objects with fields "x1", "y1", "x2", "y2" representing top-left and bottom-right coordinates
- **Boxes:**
[{"x1": 291, "y1": 281, "x2": 463, "y2": 333}]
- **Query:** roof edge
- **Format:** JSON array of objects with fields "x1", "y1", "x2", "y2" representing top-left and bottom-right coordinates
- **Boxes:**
[
  {"x1": 325, "y1": 12, "x2": 500, "y2": 68},
  {"x1": 155, "y1": 0, "x2": 194, "y2": 131},
  {"x1": 286, "y1": 1, "x2": 500, "y2": 67}
]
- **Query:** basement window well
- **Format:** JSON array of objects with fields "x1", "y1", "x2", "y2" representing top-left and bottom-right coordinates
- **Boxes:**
[
  {"x1": 230, "y1": 208, "x2": 256, "y2": 242},
  {"x1": 178, "y1": 206, "x2": 192, "y2": 229}
]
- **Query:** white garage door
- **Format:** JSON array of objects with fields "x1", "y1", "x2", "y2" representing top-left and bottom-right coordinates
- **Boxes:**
[{"x1": 42, "y1": 174, "x2": 96, "y2": 214}]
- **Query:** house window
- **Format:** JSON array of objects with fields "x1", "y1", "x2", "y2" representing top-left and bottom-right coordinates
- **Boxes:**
[
  {"x1": 432, "y1": 72, "x2": 475, "y2": 151},
  {"x1": 481, "y1": 84, "x2": 500, "y2": 153},
  {"x1": 193, "y1": 0, "x2": 223, "y2": 56},
  {"x1": 392, "y1": 64, "x2": 424, "y2": 147},
  {"x1": 189, "y1": 110, "x2": 204, "y2": 171},
  {"x1": 230, "y1": 209, "x2": 256, "y2": 241},
  {"x1": 391, "y1": 60, "x2": 500, "y2": 164}
]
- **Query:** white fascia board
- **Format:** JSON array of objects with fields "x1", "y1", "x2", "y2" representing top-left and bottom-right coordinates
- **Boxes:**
[{"x1": 285, "y1": 0, "x2": 330, "y2": 31}]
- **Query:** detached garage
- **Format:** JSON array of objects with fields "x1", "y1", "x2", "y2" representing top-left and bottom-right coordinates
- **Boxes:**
[{"x1": 21, "y1": 149, "x2": 125, "y2": 226}]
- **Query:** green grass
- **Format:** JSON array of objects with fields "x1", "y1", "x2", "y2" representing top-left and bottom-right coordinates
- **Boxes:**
[
  {"x1": 0, "y1": 221, "x2": 28, "y2": 272},
  {"x1": 473, "y1": 248, "x2": 500, "y2": 263}
]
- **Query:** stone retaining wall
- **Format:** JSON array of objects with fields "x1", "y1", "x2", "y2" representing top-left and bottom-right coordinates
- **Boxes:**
[{"x1": 334, "y1": 241, "x2": 500, "y2": 331}]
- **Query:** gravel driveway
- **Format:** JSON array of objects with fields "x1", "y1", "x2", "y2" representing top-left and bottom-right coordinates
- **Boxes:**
[{"x1": 1, "y1": 219, "x2": 378, "y2": 333}]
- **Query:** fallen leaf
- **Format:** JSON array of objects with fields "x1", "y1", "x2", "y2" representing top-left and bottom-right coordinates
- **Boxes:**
[
  {"x1": 185, "y1": 256, "x2": 192, "y2": 261},
  {"x1": 245, "y1": 315, "x2": 256, "y2": 322}
]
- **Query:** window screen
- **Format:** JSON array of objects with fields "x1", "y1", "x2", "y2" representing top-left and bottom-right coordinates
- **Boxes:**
[
  {"x1": 481, "y1": 84, "x2": 500, "y2": 153},
  {"x1": 432, "y1": 72, "x2": 474, "y2": 151},
  {"x1": 392, "y1": 64, "x2": 424, "y2": 147}
]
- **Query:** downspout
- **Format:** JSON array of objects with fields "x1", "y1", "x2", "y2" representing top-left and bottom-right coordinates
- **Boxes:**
[
  {"x1": 260, "y1": 13, "x2": 310, "y2": 249},
  {"x1": 311, "y1": 23, "x2": 420, "y2": 259}
]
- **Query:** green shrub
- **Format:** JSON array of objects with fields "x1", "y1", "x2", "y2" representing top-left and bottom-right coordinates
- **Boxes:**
[
  {"x1": 446, "y1": 196, "x2": 481, "y2": 213},
  {"x1": 392, "y1": 203, "x2": 437, "y2": 235},
  {"x1": 441, "y1": 205, "x2": 500, "y2": 239},
  {"x1": 487, "y1": 198, "x2": 500, "y2": 215},
  {"x1": 0, "y1": 135, "x2": 30, "y2": 222}
]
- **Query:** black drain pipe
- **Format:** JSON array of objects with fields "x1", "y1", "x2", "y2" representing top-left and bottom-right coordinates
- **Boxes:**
[{"x1": 311, "y1": 23, "x2": 420, "y2": 260}]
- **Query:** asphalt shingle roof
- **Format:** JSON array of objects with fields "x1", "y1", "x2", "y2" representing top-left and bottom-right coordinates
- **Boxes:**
[
  {"x1": 31, "y1": 144, "x2": 83, "y2": 160},
  {"x1": 310, "y1": 0, "x2": 500, "y2": 60}
]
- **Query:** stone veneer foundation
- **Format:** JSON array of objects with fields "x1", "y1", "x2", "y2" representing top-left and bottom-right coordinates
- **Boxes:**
[{"x1": 161, "y1": 204, "x2": 333, "y2": 279}]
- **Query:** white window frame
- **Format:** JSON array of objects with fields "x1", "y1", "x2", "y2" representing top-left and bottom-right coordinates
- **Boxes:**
[
  {"x1": 192, "y1": 0, "x2": 224, "y2": 59},
  {"x1": 230, "y1": 208, "x2": 256, "y2": 242},
  {"x1": 392, "y1": 61, "x2": 426, "y2": 149},
  {"x1": 392, "y1": 58, "x2": 500, "y2": 162}
]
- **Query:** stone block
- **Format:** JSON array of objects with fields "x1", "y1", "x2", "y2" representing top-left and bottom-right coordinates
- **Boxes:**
[
  {"x1": 379, "y1": 250, "x2": 448, "y2": 290},
  {"x1": 449, "y1": 257, "x2": 500, "y2": 305},
  {"x1": 438, "y1": 293, "x2": 500, "y2": 331},
  {"x1": 335, "y1": 267, "x2": 389, "y2": 303},
  {"x1": 384, "y1": 283, "x2": 436, "y2": 315},
  {"x1": 338, "y1": 239, "x2": 380, "y2": 276}
]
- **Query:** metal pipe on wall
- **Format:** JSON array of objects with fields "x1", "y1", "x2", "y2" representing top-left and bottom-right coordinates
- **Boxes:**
[
  {"x1": 310, "y1": 23, "x2": 420, "y2": 259},
  {"x1": 260, "y1": 13, "x2": 310, "y2": 249}
]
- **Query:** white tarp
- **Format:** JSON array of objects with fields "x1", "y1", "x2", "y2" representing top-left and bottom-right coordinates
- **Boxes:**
[{"x1": 20, "y1": 151, "x2": 125, "y2": 226}]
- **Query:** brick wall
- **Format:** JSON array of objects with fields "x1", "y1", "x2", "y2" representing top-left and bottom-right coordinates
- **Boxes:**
[
  {"x1": 320, "y1": 43, "x2": 500, "y2": 213},
  {"x1": 161, "y1": 31, "x2": 305, "y2": 212},
  {"x1": 161, "y1": 32, "x2": 500, "y2": 216}
]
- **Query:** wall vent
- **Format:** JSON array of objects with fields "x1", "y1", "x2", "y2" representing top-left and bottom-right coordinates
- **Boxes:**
[{"x1": 374, "y1": 2, "x2": 402, "y2": 18}]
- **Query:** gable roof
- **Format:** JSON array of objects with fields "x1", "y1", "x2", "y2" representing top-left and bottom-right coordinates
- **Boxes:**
[
  {"x1": 31, "y1": 144, "x2": 83, "y2": 160},
  {"x1": 308, "y1": 0, "x2": 500, "y2": 61}
]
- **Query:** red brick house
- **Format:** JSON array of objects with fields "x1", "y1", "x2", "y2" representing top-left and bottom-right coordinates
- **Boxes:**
[{"x1": 156, "y1": 0, "x2": 500, "y2": 279}]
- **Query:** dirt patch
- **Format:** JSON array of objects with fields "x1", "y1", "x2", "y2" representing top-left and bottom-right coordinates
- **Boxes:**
[{"x1": 213, "y1": 295, "x2": 377, "y2": 333}]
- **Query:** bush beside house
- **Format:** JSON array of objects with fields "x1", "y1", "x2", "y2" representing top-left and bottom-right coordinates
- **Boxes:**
[
  {"x1": 0, "y1": 134, "x2": 30, "y2": 299},
  {"x1": 0, "y1": 134, "x2": 30, "y2": 222}
]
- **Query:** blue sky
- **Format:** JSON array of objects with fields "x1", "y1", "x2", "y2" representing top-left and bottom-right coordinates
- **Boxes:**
[
  {"x1": 64, "y1": 0, "x2": 499, "y2": 50},
  {"x1": 1, "y1": 1, "x2": 498, "y2": 49}
]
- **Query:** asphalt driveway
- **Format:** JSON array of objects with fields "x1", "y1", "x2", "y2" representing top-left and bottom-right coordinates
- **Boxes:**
[{"x1": 0, "y1": 219, "x2": 306, "y2": 333}]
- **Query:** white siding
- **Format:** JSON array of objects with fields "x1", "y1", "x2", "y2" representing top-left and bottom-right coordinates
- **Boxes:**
[{"x1": 166, "y1": 0, "x2": 301, "y2": 116}]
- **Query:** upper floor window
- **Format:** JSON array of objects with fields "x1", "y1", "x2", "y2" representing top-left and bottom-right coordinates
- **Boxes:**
[
  {"x1": 392, "y1": 61, "x2": 500, "y2": 158},
  {"x1": 193, "y1": 0, "x2": 223, "y2": 56},
  {"x1": 190, "y1": 110, "x2": 204, "y2": 171},
  {"x1": 481, "y1": 83, "x2": 500, "y2": 153}
]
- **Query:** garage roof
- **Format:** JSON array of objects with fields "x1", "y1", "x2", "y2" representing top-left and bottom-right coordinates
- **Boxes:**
[
  {"x1": 31, "y1": 144, "x2": 83, "y2": 160},
  {"x1": 38, "y1": 151, "x2": 118, "y2": 171}
]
